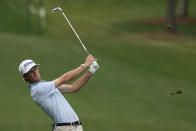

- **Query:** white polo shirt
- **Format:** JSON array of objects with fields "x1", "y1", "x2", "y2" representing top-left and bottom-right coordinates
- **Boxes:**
[{"x1": 29, "y1": 80, "x2": 79, "y2": 123}]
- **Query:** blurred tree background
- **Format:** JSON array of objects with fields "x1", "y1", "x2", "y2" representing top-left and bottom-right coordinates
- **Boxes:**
[{"x1": 0, "y1": 0, "x2": 196, "y2": 35}]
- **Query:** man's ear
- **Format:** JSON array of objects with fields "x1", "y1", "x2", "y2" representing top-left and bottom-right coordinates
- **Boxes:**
[{"x1": 23, "y1": 75, "x2": 28, "y2": 82}]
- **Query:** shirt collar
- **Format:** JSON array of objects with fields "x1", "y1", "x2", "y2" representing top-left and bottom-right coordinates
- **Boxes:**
[{"x1": 29, "y1": 80, "x2": 45, "y2": 88}]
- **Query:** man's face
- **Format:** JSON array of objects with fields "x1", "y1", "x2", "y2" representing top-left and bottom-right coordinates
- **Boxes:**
[{"x1": 23, "y1": 66, "x2": 41, "y2": 83}]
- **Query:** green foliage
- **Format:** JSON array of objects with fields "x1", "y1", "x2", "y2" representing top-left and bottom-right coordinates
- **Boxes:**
[{"x1": 1, "y1": 0, "x2": 196, "y2": 36}]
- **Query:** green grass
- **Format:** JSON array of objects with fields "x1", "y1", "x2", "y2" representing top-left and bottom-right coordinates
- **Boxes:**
[
  {"x1": 0, "y1": 32, "x2": 196, "y2": 131},
  {"x1": 0, "y1": 0, "x2": 196, "y2": 131}
]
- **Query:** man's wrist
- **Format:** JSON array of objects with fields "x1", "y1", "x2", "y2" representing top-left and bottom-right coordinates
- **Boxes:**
[{"x1": 80, "y1": 63, "x2": 88, "y2": 68}]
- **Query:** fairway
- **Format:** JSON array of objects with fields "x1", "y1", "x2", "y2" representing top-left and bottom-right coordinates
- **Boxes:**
[
  {"x1": 0, "y1": 0, "x2": 196, "y2": 131},
  {"x1": 0, "y1": 32, "x2": 196, "y2": 131}
]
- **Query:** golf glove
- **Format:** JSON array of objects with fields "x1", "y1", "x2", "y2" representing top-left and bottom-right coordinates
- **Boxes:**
[{"x1": 89, "y1": 61, "x2": 99, "y2": 74}]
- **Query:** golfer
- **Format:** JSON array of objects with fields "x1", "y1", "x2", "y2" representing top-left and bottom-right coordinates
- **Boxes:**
[{"x1": 18, "y1": 55, "x2": 99, "y2": 131}]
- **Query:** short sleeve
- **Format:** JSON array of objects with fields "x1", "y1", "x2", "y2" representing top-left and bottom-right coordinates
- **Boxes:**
[{"x1": 35, "y1": 81, "x2": 56, "y2": 99}]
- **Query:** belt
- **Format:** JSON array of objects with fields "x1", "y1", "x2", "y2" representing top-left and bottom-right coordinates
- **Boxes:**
[{"x1": 53, "y1": 120, "x2": 82, "y2": 126}]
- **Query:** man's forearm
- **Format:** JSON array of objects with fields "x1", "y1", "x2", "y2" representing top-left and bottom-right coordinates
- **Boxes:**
[
  {"x1": 71, "y1": 71, "x2": 92, "y2": 93},
  {"x1": 55, "y1": 65, "x2": 88, "y2": 88}
]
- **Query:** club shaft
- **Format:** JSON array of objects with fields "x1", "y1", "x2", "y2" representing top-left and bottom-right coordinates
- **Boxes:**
[{"x1": 61, "y1": 11, "x2": 89, "y2": 55}]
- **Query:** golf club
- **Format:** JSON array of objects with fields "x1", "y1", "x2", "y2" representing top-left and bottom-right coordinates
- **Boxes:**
[
  {"x1": 52, "y1": 7, "x2": 89, "y2": 55},
  {"x1": 52, "y1": 7, "x2": 98, "y2": 68}
]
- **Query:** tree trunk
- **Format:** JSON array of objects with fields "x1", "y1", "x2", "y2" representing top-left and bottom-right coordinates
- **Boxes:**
[
  {"x1": 180, "y1": 0, "x2": 189, "y2": 18},
  {"x1": 167, "y1": 0, "x2": 176, "y2": 33}
]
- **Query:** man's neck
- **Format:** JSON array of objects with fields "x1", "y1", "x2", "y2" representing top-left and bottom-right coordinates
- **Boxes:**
[{"x1": 29, "y1": 79, "x2": 42, "y2": 84}]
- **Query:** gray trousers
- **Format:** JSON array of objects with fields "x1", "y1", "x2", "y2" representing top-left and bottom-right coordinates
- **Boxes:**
[{"x1": 53, "y1": 125, "x2": 83, "y2": 131}]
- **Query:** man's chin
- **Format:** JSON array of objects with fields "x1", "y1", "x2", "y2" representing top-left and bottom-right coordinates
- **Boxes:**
[{"x1": 34, "y1": 78, "x2": 41, "y2": 82}]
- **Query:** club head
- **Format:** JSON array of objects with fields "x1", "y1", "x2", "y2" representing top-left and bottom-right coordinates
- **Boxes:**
[{"x1": 52, "y1": 7, "x2": 62, "y2": 13}]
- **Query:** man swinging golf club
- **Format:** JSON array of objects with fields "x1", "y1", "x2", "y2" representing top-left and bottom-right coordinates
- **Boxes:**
[{"x1": 18, "y1": 55, "x2": 99, "y2": 131}]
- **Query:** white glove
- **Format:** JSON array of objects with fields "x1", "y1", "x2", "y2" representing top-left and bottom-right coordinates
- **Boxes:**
[{"x1": 89, "y1": 61, "x2": 99, "y2": 74}]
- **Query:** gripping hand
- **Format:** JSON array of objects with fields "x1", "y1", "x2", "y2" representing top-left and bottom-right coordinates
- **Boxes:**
[{"x1": 89, "y1": 61, "x2": 99, "y2": 74}]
